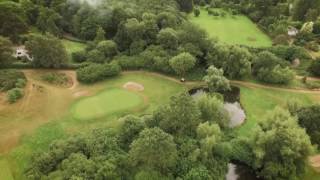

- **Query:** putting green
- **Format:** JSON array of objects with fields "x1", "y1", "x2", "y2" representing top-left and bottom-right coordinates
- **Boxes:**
[{"x1": 71, "y1": 88, "x2": 144, "y2": 120}]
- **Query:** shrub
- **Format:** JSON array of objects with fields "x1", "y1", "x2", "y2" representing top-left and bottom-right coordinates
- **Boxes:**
[
  {"x1": 15, "y1": 78, "x2": 27, "y2": 88},
  {"x1": 193, "y1": 8, "x2": 200, "y2": 17},
  {"x1": 77, "y1": 62, "x2": 121, "y2": 83},
  {"x1": 309, "y1": 58, "x2": 320, "y2": 77},
  {"x1": 87, "y1": 49, "x2": 105, "y2": 63},
  {"x1": 41, "y1": 73, "x2": 69, "y2": 86},
  {"x1": 72, "y1": 50, "x2": 87, "y2": 63},
  {"x1": 0, "y1": 69, "x2": 26, "y2": 91},
  {"x1": 7, "y1": 88, "x2": 24, "y2": 103}
]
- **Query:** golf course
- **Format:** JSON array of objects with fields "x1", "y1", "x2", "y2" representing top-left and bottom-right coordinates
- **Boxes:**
[{"x1": 190, "y1": 8, "x2": 273, "y2": 47}]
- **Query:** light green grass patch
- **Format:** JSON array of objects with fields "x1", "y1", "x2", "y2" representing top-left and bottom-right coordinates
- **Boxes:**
[
  {"x1": 189, "y1": 8, "x2": 272, "y2": 47},
  {"x1": 71, "y1": 88, "x2": 144, "y2": 120},
  {"x1": 236, "y1": 86, "x2": 314, "y2": 135},
  {"x1": 0, "y1": 158, "x2": 14, "y2": 180},
  {"x1": 61, "y1": 39, "x2": 86, "y2": 55}
]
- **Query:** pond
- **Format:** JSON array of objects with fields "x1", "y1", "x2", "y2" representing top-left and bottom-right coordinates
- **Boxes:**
[
  {"x1": 189, "y1": 86, "x2": 245, "y2": 128},
  {"x1": 226, "y1": 163, "x2": 261, "y2": 180}
]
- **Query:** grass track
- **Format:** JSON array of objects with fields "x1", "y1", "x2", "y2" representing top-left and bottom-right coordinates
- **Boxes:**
[{"x1": 189, "y1": 8, "x2": 272, "y2": 47}]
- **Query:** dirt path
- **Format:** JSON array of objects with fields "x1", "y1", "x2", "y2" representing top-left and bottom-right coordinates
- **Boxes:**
[
  {"x1": 124, "y1": 71, "x2": 320, "y2": 94},
  {"x1": 0, "y1": 70, "x2": 80, "y2": 153},
  {"x1": 310, "y1": 155, "x2": 320, "y2": 172},
  {"x1": 231, "y1": 80, "x2": 320, "y2": 94}
]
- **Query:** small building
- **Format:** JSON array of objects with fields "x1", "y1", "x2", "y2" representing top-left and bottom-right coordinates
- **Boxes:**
[
  {"x1": 13, "y1": 46, "x2": 33, "y2": 61},
  {"x1": 288, "y1": 26, "x2": 299, "y2": 36}
]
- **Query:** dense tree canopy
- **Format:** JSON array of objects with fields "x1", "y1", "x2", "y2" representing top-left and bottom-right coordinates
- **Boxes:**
[
  {"x1": 250, "y1": 107, "x2": 313, "y2": 180},
  {"x1": 25, "y1": 33, "x2": 68, "y2": 68}
]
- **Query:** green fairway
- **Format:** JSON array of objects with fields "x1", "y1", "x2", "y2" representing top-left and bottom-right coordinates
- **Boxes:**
[
  {"x1": 71, "y1": 88, "x2": 144, "y2": 120},
  {"x1": 189, "y1": 9, "x2": 272, "y2": 47},
  {"x1": 236, "y1": 86, "x2": 315, "y2": 135}
]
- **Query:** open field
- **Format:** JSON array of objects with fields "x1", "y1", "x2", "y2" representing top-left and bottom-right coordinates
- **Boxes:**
[
  {"x1": 189, "y1": 9, "x2": 272, "y2": 47},
  {"x1": 0, "y1": 70, "x2": 185, "y2": 179}
]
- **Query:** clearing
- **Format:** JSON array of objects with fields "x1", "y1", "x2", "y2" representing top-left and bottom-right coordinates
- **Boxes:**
[{"x1": 189, "y1": 8, "x2": 272, "y2": 47}]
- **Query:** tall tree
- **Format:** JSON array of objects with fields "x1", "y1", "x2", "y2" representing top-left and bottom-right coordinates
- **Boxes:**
[
  {"x1": 0, "y1": 1, "x2": 28, "y2": 42},
  {"x1": 169, "y1": 52, "x2": 196, "y2": 78},
  {"x1": 0, "y1": 36, "x2": 14, "y2": 66},
  {"x1": 37, "y1": 7, "x2": 62, "y2": 37},
  {"x1": 203, "y1": 66, "x2": 230, "y2": 93},
  {"x1": 25, "y1": 34, "x2": 68, "y2": 68},
  {"x1": 251, "y1": 107, "x2": 313, "y2": 180},
  {"x1": 153, "y1": 92, "x2": 201, "y2": 136},
  {"x1": 296, "y1": 104, "x2": 320, "y2": 146},
  {"x1": 129, "y1": 128, "x2": 177, "y2": 173}
]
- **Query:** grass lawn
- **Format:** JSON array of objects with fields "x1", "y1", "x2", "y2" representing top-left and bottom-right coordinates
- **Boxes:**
[
  {"x1": 61, "y1": 39, "x2": 86, "y2": 62},
  {"x1": 189, "y1": 8, "x2": 272, "y2": 47},
  {"x1": 236, "y1": 85, "x2": 316, "y2": 136},
  {"x1": 0, "y1": 157, "x2": 14, "y2": 180},
  {"x1": 71, "y1": 88, "x2": 144, "y2": 120},
  {"x1": 0, "y1": 70, "x2": 185, "y2": 179},
  {"x1": 235, "y1": 85, "x2": 320, "y2": 179}
]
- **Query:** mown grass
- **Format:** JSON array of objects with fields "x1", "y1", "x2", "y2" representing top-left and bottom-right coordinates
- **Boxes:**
[
  {"x1": 236, "y1": 86, "x2": 315, "y2": 136},
  {"x1": 3, "y1": 71, "x2": 185, "y2": 179},
  {"x1": 71, "y1": 88, "x2": 144, "y2": 120},
  {"x1": 189, "y1": 8, "x2": 272, "y2": 47},
  {"x1": 61, "y1": 39, "x2": 86, "y2": 62}
]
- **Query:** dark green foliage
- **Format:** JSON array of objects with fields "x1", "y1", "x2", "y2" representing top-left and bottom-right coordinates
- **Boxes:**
[
  {"x1": 250, "y1": 108, "x2": 313, "y2": 180},
  {"x1": 118, "y1": 115, "x2": 146, "y2": 151},
  {"x1": 76, "y1": 62, "x2": 121, "y2": 83},
  {"x1": 7, "y1": 88, "x2": 24, "y2": 103},
  {"x1": 0, "y1": 69, "x2": 26, "y2": 91},
  {"x1": 26, "y1": 129, "x2": 128, "y2": 179},
  {"x1": 129, "y1": 127, "x2": 178, "y2": 173},
  {"x1": 97, "y1": 40, "x2": 118, "y2": 59},
  {"x1": 72, "y1": 50, "x2": 87, "y2": 63},
  {"x1": 87, "y1": 49, "x2": 105, "y2": 63},
  {"x1": 296, "y1": 104, "x2": 320, "y2": 146},
  {"x1": 0, "y1": 36, "x2": 14, "y2": 66},
  {"x1": 309, "y1": 58, "x2": 320, "y2": 77},
  {"x1": 152, "y1": 92, "x2": 201, "y2": 136},
  {"x1": 157, "y1": 28, "x2": 179, "y2": 50},
  {"x1": 176, "y1": 0, "x2": 194, "y2": 13},
  {"x1": 36, "y1": 7, "x2": 62, "y2": 37},
  {"x1": 184, "y1": 166, "x2": 212, "y2": 180},
  {"x1": 0, "y1": 1, "x2": 28, "y2": 42},
  {"x1": 194, "y1": 7, "x2": 201, "y2": 17},
  {"x1": 253, "y1": 51, "x2": 295, "y2": 84},
  {"x1": 25, "y1": 34, "x2": 68, "y2": 68}
]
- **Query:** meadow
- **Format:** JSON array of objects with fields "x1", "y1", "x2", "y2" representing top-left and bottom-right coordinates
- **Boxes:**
[{"x1": 189, "y1": 8, "x2": 273, "y2": 47}]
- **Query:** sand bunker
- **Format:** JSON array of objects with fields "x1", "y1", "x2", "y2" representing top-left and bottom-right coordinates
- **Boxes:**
[
  {"x1": 73, "y1": 90, "x2": 90, "y2": 98},
  {"x1": 123, "y1": 82, "x2": 144, "y2": 91}
]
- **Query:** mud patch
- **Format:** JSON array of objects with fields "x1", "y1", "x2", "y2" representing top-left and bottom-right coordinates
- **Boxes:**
[{"x1": 123, "y1": 82, "x2": 144, "y2": 91}]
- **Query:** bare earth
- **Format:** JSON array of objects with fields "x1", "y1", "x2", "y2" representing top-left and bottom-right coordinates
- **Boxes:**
[
  {"x1": 123, "y1": 82, "x2": 144, "y2": 91},
  {"x1": 310, "y1": 155, "x2": 320, "y2": 172}
]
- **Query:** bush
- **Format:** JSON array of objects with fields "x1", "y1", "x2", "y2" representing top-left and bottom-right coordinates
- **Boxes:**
[
  {"x1": 41, "y1": 73, "x2": 69, "y2": 86},
  {"x1": 0, "y1": 69, "x2": 26, "y2": 91},
  {"x1": 87, "y1": 49, "x2": 105, "y2": 63},
  {"x1": 194, "y1": 8, "x2": 200, "y2": 17},
  {"x1": 7, "y1": 88, "x2": 24, "y2": 103},
  {"x1": 257, "y1": 65, "x2": 295, "y2": 84},
  {"x1": 72, "y1": 50, "x2": 87, "y2": 63},
  {"x1": 309, "y1": 58, "x2": 320, "y2": 77},
  {"x1": 15, "y1": 78, "x2": 27, "y2": 88},
  {"x1": 77, "y1": 62, "x2": 121, "y2": 83}
]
